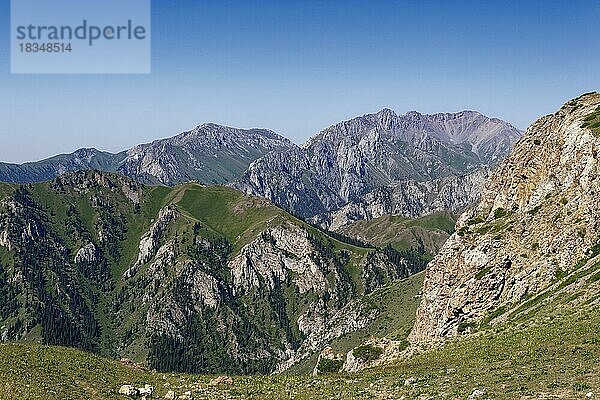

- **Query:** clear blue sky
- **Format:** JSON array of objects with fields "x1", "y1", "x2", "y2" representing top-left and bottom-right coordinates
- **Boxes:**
[{"x1": 0, "y1": 0, "x2": 599, "y2": 163}]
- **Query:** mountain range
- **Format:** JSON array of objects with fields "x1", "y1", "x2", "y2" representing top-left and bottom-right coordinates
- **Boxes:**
[
  {"x1": 0, "y1": 109, "x2": 522, "y2": 232},
  {"x1": 1, "y1": 94, "x2": 599, "y2": 399},
  {"x1": 0, "y1": 124, "x2": 292, "y2": 186},
  {"x1": 0, "y1": 106, "x2": 523, "y2": 376}
]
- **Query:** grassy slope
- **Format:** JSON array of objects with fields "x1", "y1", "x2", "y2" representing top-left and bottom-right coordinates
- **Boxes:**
[
  {"x1": 337, "y1": 212, "x2": 456, "y2": 254},
  {"x1": 174, "y1": 184, "x2": 372, "y2": 259},
  {"x1": 374, "y1": 310, "x2": 599, "y2": 399},
  {"x1": 285, "y1": 272, "x2": 424, "y2": 375},
  {"x1": 1, "y1": 296, "x2": 597, "y2": 400},
  {"x1": 330, "y1": 272, "x2": 423, "y2": 353},
  {"x1": 175, "y1": 185, "x2": 285, "y2": 251},
  {"x1": 582, "y1": 105, "x2": 600, "y2": 136}
]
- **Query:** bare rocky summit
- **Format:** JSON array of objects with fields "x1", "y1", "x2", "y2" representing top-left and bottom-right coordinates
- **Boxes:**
[
  {"x1": 235, "y1": 109, "x2": 521, "y2": 228},
  {"x1": 117, "y1": 123, "x2": 292, "y2": 185}
]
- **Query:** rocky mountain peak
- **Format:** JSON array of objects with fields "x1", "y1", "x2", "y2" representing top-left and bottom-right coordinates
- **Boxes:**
[
  {"x1": 69, "y1": 148, "x2": 102, "y2": 161},
  {"x1": 238, "y1": 107, "x2": 521, "y2": 225},
  {"x1": 303, "y1": 107, "x2": 520, "y2": 158},
  {"x1": 372, "y1": 108, "x2": 399, "y2": 127},
  {"x1": 410, "y1": 92, "x2": 600, "y2": 344},
  {"x1": 128, "y1": 123, "x2": 287, "y2": 149},
  {"x1": 115, "y1": 123, "x2": 294, "y2": 185},
  {"x1": 402, "y1": 110, "x2": 424, "y2": 119},
  {"x1": 376, "y1": 107, "x2": 396, "y2": 115}
]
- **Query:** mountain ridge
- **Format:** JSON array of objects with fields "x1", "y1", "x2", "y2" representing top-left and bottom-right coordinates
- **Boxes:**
[
  {"x1": 0, "y1": 123, "x2": 293, "y2": 186},
  {"x1": 236, "y1": 108, "x2": 521, "y2": 227},
  {"x1": 0, "y1": 109, "x2": 520, "y2": 188},
  {"x1": 0, "y1": 169, "x2": 429, "y2": 374}
]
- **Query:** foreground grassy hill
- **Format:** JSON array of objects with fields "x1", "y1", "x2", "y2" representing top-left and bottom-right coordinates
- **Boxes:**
[
  {"x1": 2, "y1": 256, "x2": 598, "y2": 398},
  {"x1": 1, "y1": 286, "x2": 597, "y2": 400}
]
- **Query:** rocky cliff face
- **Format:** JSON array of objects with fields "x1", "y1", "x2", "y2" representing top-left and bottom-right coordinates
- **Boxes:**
[
  {"x1": 235, "y1": 109, "x2": 520, "y2": 228},
  {"x1": 0, "y1": 124, "x2": 292, "y2": 186},
  {"x1": 311, "y1": 168, "x2": 489, "y2": 230},
  {"x1": 410, "y1": 92, "x2": 600, "y2": 343}
]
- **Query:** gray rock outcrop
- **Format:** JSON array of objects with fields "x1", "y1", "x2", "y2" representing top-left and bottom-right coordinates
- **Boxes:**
[
  {"x1": 410, "y1": 92, "x2": 600, "y2": 343},
  {"x1": 235, "y1": 109, "x2": 520, "y2": 228}
]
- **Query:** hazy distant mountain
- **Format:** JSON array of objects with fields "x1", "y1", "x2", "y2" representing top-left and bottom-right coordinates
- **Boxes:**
[
  {"x1": 235, "y1": 109, "x2": 522, "y2": 226},
  {"x1": 0, "y1": 148, "x2": 124, "y2": 184},
  {"x1": 0, "y1": 124, "x2": 293, "y2": 185}
]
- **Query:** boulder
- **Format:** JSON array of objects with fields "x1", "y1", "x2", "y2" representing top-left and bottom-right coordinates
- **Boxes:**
[
  {"x1": 164, "y1": 390, "x2": 175, "y2": 400},
  {"x1": 342, "y1": 337, "x2": 398, "y2": 373},
  {"x1": 118, "y1": 384, "x2": 138, "y2": 396},
  {"x1": 210, "y1": 375, "x2": 234, "y2": 386},
  {"x1": 138, "y1": 384, "x2": 154, "y2": 397},
  {"x1": 177, "y1": 391, "x2": 193, "y2": 400},
  {"x1": 404, "y1": 377, "x2": 416, "y2": 386},
  {"x1": 468, "y1": 389, "x2": 485, "y2": 399},
  {"x1": 312, "y1": 346, "x2": 345, "y2": 375}
]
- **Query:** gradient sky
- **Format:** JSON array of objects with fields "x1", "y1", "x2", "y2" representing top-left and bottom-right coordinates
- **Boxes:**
[{"x1": 0, "y1": 0, "x2": 599, "y2": 163}]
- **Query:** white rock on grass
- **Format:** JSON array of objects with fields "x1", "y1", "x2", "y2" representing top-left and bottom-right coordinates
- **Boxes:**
[
  {"x1": 468, "y1": 389, "x2": 485, "y2": 399},
  {"x1": 118, "y1": 384, "x2": 138, "y2": 396}
]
